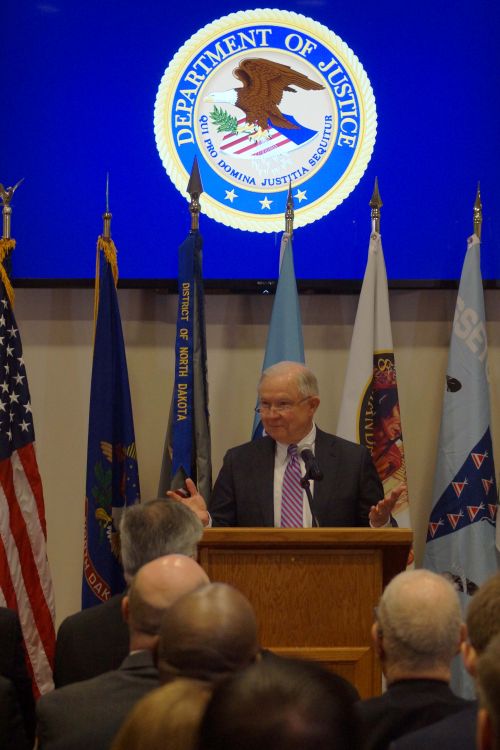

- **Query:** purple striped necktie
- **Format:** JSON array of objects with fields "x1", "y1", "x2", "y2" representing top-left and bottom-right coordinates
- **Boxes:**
[{"x1": 280, "y1": 443, "x2": 303, "y2": 527}]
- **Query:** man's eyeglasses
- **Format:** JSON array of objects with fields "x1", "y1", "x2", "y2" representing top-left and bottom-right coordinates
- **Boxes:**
[{"x1": 254, "y1": 397, "x2": 310, "y2": 415}]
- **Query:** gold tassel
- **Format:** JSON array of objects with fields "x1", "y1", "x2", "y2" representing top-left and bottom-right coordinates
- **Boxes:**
[
  {"x1": 93, "y1": 236, "x2": 119, "y2": 341},
  {"x1": 0, "y1": 238, "x2": 16, "y2": 307},
  {"x1": 97, "y1": 236, "x2": 119, "y2": 286}
]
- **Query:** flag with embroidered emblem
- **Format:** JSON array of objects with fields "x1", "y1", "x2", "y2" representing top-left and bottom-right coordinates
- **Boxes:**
[
  {"x1": 82, "y1": 228, "x2": 140, "y2": 609},
  {"x1": 424, "y1": 233, "x2": 498, "y2": 697},
  {"x1": 0, "y1": 251, "x2": 56, "y2": 697},
  {"x1": 336, "y1": 230, "x2": 409, "y2": 530}
]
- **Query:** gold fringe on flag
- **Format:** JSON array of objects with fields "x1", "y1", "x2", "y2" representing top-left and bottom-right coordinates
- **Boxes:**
[
  {"x1": 0, "y1": 238, "x2": 16, "y2": 307},
  {"x1": 93, "y1": 235, "x2": 119, "y2": 338}
]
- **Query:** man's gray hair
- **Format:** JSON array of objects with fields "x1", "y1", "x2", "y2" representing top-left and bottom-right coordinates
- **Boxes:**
[
  {"x1": 120, "y1": 499, "x2": 203, "y2": 580},
  {"x1": 259, "y1": 361, "x2": 319, "y2": 398},
  {"x1": 376, "y1": 569, "x2": 462, "y2": 672}
]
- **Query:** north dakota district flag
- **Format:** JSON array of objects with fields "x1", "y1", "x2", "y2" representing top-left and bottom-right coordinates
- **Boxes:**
[
  {"x1": 158, "y1": 229, "x2": 212, "y2": 502},
  {"x1": 336, "y1": 231, "x2": 409, "y2": 527},
  {"x1": 424, "y1": 234, "x2": 498, "y2": 697},
  {"x1": 82, "y1": 238, "x2": 140, "y2": 608},
  {"x1": 252, "y1": 231, "x2": 305, "y2": 439}
]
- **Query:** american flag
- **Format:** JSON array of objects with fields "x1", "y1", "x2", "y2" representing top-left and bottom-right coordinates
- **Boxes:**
[{"x1": 0, "y1": 282, "x2": 56, "y2": 697}]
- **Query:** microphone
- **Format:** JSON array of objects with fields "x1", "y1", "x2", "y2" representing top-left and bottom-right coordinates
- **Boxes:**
[{"x1": 300, "y1": 447, "x2": 323, "y2": 481}]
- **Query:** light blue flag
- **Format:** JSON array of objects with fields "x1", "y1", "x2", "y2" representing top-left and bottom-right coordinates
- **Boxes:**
[
  {"x1": 252, "y1": 232, "x2": 305, "y2": 438},
  {"x1": 424, "y1": 234, "x2": 498, "y2": 697}
]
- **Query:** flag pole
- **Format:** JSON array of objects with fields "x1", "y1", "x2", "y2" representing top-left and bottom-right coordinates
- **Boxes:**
[
  {"x1": 102, "y1": 172, "x2": 112, "y2": 240},
  {"x1": 187, "y1": 155, "x2": 203, "y2": 231},
  {"x1": 473, "y1": 183, "x2": 482, "y2": 240},
  {"x1": 0, "y1": 177, "x2": 24, "y2": 243},
  {"x1": 285, "y1": 181, "x2": 294, "y2": 234},
  {"x1": 0, "y1": 179, "x2": 22, "y2": 305},
  {"x1": 369, "y1": 176, "x2": 382, "y2": 233}
]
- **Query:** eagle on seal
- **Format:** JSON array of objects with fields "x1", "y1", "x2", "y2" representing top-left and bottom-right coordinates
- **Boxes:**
[{"x1": 206, "y1": 57, "x2": 324, "y2": 136}]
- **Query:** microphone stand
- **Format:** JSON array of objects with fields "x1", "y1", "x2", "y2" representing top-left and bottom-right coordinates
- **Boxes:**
[{"x1": 300, "y1": 471, "x2": 320, "y2": 527}]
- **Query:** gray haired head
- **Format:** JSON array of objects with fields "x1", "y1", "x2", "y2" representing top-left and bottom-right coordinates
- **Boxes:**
[{"x1": 120, "y1": 498, "x2": 203, "y2": 582}]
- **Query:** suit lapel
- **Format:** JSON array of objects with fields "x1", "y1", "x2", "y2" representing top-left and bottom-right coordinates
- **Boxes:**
[
  {"x1": 251, "y1": 437, "x2": 275, "y2": 526},
  {"x1": 313, "y1": 430, "x2": 339, "y2": 523}
]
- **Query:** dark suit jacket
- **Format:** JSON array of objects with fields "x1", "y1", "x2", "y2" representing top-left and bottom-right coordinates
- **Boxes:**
[
  {"x1": 0, "y1": 676, "x2": 31, "y2": 750},
  {"x1": 36, "y1": 650, "x2": 159, "y2": 750},
  {"x1": 0, "y1": 607, "x2": 35, "y2": 745},
  {"x1": 209, "y1": 428, "x2": 383, "y2": 526},
  {"x1": 53, "y1": 593, "x2": 129, "y2": 687},
  {"x1": 388, "y1": 702, "x2": 478, "y2": 750},
  {"x1": 357, "y1": 679, "x2": 472, "y2": 750}
]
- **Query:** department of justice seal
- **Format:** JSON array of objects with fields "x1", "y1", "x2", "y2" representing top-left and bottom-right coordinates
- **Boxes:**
[{"x1": 154, "y1": 8, "x2": 377, "y2": 232}]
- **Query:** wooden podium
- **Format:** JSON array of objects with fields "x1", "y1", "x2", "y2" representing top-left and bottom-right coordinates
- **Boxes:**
[{"x1": 198, "y1": 528, "x2": 412, "y2": 698}]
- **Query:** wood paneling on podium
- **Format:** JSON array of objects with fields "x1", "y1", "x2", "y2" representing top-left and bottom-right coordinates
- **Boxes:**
[{"x1": 198, "y1": 528, "x2": 412, "y2": 698}]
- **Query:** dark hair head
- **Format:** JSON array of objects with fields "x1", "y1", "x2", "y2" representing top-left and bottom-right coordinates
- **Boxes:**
[
  {"x1": 199, "y1": 656, "x2": 360, "y2": 750},
  {"x1": 466, "y1": 572, "x2": 500, "y2": 654}
]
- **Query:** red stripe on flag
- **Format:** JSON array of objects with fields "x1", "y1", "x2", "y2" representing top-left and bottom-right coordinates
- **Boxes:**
[
  {"x1": 0, "y1": 532, "x2": 19, "y2": 609},
  {"x1": 0, "y1": 454, "x2": 55, "y2": 679},
  {"x1": 18, "y1": 444, "x2": 48, "y2": 537},
  {"x1": 233, "y1": 130, "x2": 283, "y2": 156}
]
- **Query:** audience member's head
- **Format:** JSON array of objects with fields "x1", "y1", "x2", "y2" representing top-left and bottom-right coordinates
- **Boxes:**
[
  {"x1": 123, "y1": 554, "x2": 209, "y2": 651},
  {"x1": 462, "y1": 572, "x2": 500, "y2": 678},
  {"x1": 120, "y1": 498, "x2": 203, "y2": 582},
  {"x1": 476, "y1": 632, "x2": 500, "y2": 750},
  {"x1": 158, "y1": 582, "x2": 260, "y2": 684},
  {"x1": 199, "y1": 656, "x2": 360, "y2": 750},
  {"x1": 111, "y1": 678, "x2": 212, "y2": 750},
  {"x1": 373, "y1": 569, "x2": 464, "y2": 683}
]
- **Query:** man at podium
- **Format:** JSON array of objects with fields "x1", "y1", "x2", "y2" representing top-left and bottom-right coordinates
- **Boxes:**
[{"x1": 170, "y1": 361, "x2": 405, "y2": 528}]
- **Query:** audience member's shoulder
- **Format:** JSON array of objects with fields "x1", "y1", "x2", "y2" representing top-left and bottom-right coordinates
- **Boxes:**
[
  {"x1": 0, "y1": 675, "x2": 30, "y2": 750},
  {"x1": 0, "y1": 606, "x2": 19, "y2": 631},
  {"x1": 388, "y1": 702, "x2": 478, "y2": 750},
  {"x1": 58, "y1": 594, "x2": 123, "y2": 632}
]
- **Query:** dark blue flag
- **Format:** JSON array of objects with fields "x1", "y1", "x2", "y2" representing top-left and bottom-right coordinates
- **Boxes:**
[
  {"x1": 82, "y1": 239, "x2": 140, "y2": 608},
  {"x1": 158, "y1": 229, "x2": 211, "y2": 502}
]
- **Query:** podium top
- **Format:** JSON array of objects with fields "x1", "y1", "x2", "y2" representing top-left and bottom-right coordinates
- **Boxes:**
[{"x1": 200, "y1": 527, "x2": 413, "y2": 548}]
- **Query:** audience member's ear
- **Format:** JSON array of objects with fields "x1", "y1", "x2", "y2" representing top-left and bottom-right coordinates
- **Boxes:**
[
  {"x1": 456, "y1": 622, "x2": 467, "y2": 653},
  {"x1": 371, "y1": 622, "x2": 384, "y2": 660},
  {"x1": 461, "y1": 639, "x2": 478, "y2": 677},
  {"x1": 121, "y1": 595, "x2": 130, "y2": 624},
  {"x1": 477, "y1": 707, "x2": 493, "y2": 750}
]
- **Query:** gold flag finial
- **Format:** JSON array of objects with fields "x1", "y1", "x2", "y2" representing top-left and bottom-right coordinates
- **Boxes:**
[
  {"x1": 95, "y1": 173, "x2": 118, "y2": 329},
  {"x1": 0, "y1": 178, "x2": 24, "y2": 241},
  {"x1": 0, "y1": 179, "x2": 22, "y2": 307},
  {"x1": 473, "y1": 182, "x2": 482, "y2": 240},
  {"x1": 369, "y1": 177, "x2": 383, "y2": 233},
  {"x1": 102, "y1": 172, "x2": 112, "y2": 240},
  {"x1": 285, "y1": 182, "x2": 294, "y2": 234},
  {"x1": 187, "y1": 156, "x2": 203, "y2": 232}
]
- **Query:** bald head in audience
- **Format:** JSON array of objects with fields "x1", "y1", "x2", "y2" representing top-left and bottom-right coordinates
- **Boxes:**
[
  {"x1": 123, "y1": 554, "x2": 209, "y2": 652},
  {"x1": 157, "y1": 582, "x2": 260, "y2": 683},
  {"x1": 373, "y1": 568, "x2": 465, "y2": 683}
]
